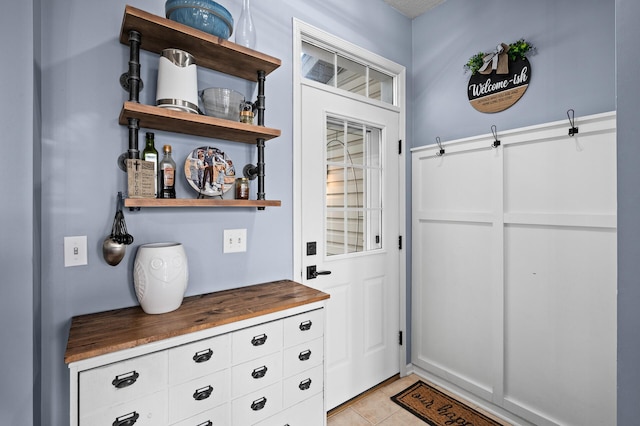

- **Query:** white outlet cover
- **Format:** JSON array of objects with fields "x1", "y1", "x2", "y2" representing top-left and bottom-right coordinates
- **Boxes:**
[
  {"x1": 223, "y1": 229, "x2": 247, "y2": 253},
  {"x1": 64, "y1": 236, "x2": 88, "y2": 267}
]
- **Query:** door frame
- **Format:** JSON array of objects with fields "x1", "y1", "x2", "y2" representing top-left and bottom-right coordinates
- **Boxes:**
[{"x1": 291, "y1": 18, "x2": 408, "y2": 378}]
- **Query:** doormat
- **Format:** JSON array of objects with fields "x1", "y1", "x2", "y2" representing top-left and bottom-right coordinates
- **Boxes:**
[{"x1": 390, "y1": 380, "x2": 506, "y2": 426}]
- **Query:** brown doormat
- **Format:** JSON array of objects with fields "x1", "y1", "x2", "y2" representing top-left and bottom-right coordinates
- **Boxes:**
[{"x1": 390, "y1": 380, "x2": 506, "y2": 426}]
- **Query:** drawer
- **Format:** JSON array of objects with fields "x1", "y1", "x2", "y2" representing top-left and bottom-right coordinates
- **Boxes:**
[
  {"x1": 80, "y1": 390, "x2": 167, "y2": 426},
  {"x1": 283, "y1": 364, "x2": 323, "y2": 408},
  {"x1": 168, "y1": 369, "x2": 230, "y2": 424},
  {"x1": 254, "y1": 393, "x2": 324, "y2": 426},
  {"x1": 168, "y1": 333, "x2": 230, "y2": 385},
  {"x1": 283, "y1": 337, "x2": 323, "y2": 377},
  {"x1": 170, "y1": 403, "x2": 229, "y2": 426},
  {"x1": 232, "y1": 381, "x2": 282, "y2": 426},
  {"x1": 79, "y1": 351, "x2": 167, "y2": 416},
  {"x1": 231, "y1": 351, "x2": 282, "y2": 398},
  {"x1": 283, "y1": 309, "x2": 324, "y2": 348},
  {"x1": 232, "y1": 319, "x2": 283, "y2": 365}
]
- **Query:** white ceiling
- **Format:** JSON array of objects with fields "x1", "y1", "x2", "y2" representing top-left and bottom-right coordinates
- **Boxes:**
[{"x1": 383, "y1": 0, "x2": 446, "y2": 19}]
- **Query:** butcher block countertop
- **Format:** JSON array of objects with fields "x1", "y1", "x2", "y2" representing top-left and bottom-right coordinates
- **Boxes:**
[{"x1": 65, "y1": 280, "x2": 329, "y2": 364}]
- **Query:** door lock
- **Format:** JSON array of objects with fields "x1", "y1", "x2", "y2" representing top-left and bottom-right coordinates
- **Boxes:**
[{"x1": 306, "y1": 265, "x2": 332, "y2": 280}]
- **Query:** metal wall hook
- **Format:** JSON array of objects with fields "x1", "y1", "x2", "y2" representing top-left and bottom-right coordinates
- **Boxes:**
[
  {"x1": 491, "y1": 125, "x2": 501, "y2": 148},
  {"x1": 435, "y1": 136, "x2": 445, "y2": 156},
  {"x1": 567, "y1": 109, "x2": 579, "y2": 136}
]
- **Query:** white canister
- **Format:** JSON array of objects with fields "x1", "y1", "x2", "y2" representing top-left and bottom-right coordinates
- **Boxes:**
[
  {"x1": 133, "y1": 242, "x2": 189, "y2": 314},
  {"x1": 156, "y1": 48, "x2": 199, "y2": 114}
]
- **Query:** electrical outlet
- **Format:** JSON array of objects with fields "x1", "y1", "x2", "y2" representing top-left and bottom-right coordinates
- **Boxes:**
[
  {"x1": 223, "y1": 229, "x2": 247, "y2": 253},
  {"x1": 64, "y1": 236, "x2": 88, "y2": 267}
]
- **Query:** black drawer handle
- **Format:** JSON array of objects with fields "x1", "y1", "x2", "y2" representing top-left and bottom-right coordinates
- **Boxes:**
[
  {"x1": 112, "y1": 411, "x2": 139, "y2": 426},
  {"x1": 193, "y1": 348, "x2": 213, "y2": 363},
  {"x1": 298, "y1": 349, "x2": 312, "y2": 361},
  {"x1": 111, "y1": 371, "x2": 139, "y2": 389},
  {"x1": 251, "y1": 334, "x2": 268, "y2": 346},
  {"x1": 299, "y1": 378, "x2": 312, "y2": 391},
  {"x1": 251, "y1": 396, "x2": 267, "y2": 411},
  {"x1": 299, "y1": 320, "x2": 312, "y2": 331},
  {"x1": 251, "y1": 365, "x2": 268, "y2": 379},
  {"x1": 196, "y1": 421, "x2": 212, "y2": 426},
  {"x1": 193, "y1": 385, "x2": 213, "y2": 401}
]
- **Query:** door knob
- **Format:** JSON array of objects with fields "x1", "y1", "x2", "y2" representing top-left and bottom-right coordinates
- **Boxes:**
[{"x1": 306, "y1": 265, "x2": 332, "y2": 280}]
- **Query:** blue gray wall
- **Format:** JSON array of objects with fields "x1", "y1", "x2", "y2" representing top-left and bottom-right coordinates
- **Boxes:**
[
  {"x1": 36, "y1": 0, "x2": 410, "y2": 424},
  {"x1": 0, "y1": 0, "x2": 38, "y2": 424},
  {"x1": 615, "y1": 0, "x2": 640, "y2": 423}
]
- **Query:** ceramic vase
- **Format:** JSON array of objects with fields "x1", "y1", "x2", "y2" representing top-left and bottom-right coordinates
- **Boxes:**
[{"x1": 133, "y1": 242, "x2": 188, "y2": 314}]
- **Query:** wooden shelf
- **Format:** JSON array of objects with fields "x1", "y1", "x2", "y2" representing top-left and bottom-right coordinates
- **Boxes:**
[
  {"x1": 120, "y1": 5, "x2": 281, "y2": 81},
  {"x1": 119, "y1": 102, "x2": 281, "y2": 143},
  {"x1": 124, "y1": 198, "x2": 281, "y2": 208}
]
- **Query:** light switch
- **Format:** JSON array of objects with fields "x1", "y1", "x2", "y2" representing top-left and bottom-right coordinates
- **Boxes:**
[{"x1": 64, "y1": 236, "x2": 88, "y2": 267}]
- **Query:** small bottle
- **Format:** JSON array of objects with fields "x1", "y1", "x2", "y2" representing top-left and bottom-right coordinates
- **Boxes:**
[
  {"x1": 159, "y1": 145, "x2": 176, "y2": 199},
  {"x1": 235, "y1": 177, "x2": 249, "y2": 199},
  {"x1": 142, "y1": 132, "x2": 159, "y2": 197}
]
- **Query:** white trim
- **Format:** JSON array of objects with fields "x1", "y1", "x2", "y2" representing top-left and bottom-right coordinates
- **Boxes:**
[{"x1": 292, "y1": 17, "x2": 408, "y2": 380}]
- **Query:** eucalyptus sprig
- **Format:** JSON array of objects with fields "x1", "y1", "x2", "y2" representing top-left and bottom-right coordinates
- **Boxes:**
[{"x1": 464, "y1": 52, "x2": 485, "y2": 75}]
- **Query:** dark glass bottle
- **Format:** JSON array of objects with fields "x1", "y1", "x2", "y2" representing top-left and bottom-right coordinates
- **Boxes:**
[
  {"x1": 142, "y1": 132, "x2": 158, "y2": 197},
  {"x1": 159, "y1": 144, "x2": 176, "y2": 199}
]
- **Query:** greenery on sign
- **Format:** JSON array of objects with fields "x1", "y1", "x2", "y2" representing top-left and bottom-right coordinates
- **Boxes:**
[{"x1": 464, "y1": 39, "x2": 535, "y2": 75}]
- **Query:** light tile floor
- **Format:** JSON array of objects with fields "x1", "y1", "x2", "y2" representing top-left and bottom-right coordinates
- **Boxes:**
[{"x1": 327, "y1": 374, "x2": 511, "y2": 426}]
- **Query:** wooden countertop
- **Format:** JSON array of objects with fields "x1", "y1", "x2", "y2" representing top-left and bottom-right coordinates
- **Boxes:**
[{"x1": 65, "y1": 280, "x2": 329, "y2": 363}]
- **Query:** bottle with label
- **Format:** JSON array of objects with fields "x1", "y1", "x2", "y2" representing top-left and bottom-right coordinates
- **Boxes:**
[
  {"x1": 142, "y1": 132, "x2": 158, "y2": 197},
  {"x1": 159, "y1": 144, "x2": 176, "y2": 199}
]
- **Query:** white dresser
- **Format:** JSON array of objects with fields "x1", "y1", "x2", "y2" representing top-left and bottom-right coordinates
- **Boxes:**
[{"x1": 65, "y1": 280, "x2": 329, "y2": 426}]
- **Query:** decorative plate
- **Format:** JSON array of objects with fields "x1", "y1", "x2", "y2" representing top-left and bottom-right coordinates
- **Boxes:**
[{"x1": 184, "y1": 146, "x2": 236, "y2": 197}]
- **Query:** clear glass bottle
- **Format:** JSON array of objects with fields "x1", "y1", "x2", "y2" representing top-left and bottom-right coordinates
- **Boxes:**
[
  {"x1": 235, "y1": 0, "x2": 256, "y2": 49},
  {"x1": 142, "y1": 132, "x2": 158, "y2": 197},
  {"x1": 159, "y1": 145, "x2": 176, "y2": 199}
]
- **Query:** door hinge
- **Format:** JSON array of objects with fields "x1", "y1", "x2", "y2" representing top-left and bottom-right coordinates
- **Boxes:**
[
  {"x1": 398, "y1": 235, "x2": 402, "y2": 250},
  {"x1": 398, "y1": 139, "x2": 402, "y2": 155},
  {"x1": 399, "y1": 331, "x2": 403, "y2": 345}
]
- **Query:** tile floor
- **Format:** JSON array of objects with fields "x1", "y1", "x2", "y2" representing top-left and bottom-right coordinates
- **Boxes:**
[{"x1": 327, "y1": 374, "x2": 511, "y2": 426}]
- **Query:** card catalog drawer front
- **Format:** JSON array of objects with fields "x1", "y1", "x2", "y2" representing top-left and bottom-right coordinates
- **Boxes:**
[
  {"x1": 170, "y1": 403, "x2": 229, "y2": 426},
  {"x1": 80, "y1": 390, "x2": 167, "y2": 426},
  {"x1": 283, "y1": 337, "x2": 323, "y2": 377},
  {"x1": 231, "y1": 351, "x2": 282, "y2": 398},
  {"x1": 168, "y1": 333, "x2": 231, "y2": 384},
  {"x1": 254, "y1": 393, "x2": 324, "y2": 426},
  {"x1": 80, "y1": 351, "x2": 167, "y2": 416},
  {"x1": 232, "y1": 382, "x2": 282, "y2": 426},
  {"x1": 283, "y1": 309, "x2": 324, "y2": 348},
  {"x1": 232, "y1": 319, "x2": 282, "y2": 364},
  {"x1": 283, "y1": 364, "x2": 323, "y2": 408},
  {"x1": 168, "y1": 369, "x2": 230, "y2": 424}
]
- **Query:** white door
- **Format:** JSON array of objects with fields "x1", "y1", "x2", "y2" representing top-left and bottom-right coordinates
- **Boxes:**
[{"x1": 300, "y1": 84, "x2": 400, "y2": 409}]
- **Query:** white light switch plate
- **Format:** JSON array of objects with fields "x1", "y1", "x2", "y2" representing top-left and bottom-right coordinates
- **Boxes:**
[
  {"x1": 223, "y1": 229, "x2": 247, "y2": 253},
  {"x1": 64, "y1": 236, "x2": 88, "y2": 267}
]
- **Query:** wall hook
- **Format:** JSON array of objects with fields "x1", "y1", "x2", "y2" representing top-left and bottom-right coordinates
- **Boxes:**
[
  {"x1": 435, "y1": 136, "x2": 445, "y2": 156},
  {"x1": 491, "y1": 125, "x2": 501, "y2": 148},
  {"x1": 567, "y1": 109, "x2": 579, "y2": 136}
]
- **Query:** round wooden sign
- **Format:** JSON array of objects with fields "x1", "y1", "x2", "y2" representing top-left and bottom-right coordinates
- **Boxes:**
[{"x1": 467, "y1": 57, "x2": 531, "y2": 113}]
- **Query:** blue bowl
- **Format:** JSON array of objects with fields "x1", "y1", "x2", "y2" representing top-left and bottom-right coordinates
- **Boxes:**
[{"x1": 165, "y1": 0, "x2": 234, "y2": 39}]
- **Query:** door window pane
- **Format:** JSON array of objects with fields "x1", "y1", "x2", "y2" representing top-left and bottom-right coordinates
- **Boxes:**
[
  {"x1": 325, "y1": 117, "x2": 382, "y2": 256},
  {"x1": 301, "y1": 41, "x2": 336, "y2": 84}
]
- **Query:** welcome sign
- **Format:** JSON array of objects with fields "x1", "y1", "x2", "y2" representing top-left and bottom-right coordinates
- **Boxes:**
[{"x1": 466, "y1": 41, "x2": 533, "y2": 113}]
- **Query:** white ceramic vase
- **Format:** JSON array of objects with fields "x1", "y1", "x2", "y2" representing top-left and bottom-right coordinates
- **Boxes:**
[{"x1": 133, "y1": 242, "x2": 188, "y2": 314}]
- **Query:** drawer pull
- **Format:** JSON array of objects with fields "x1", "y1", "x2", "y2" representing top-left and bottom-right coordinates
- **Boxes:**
[
  {"x1": 196, "y1": 422, "x2": 213, "y2": 426},
  {"x1": 251, "y1": 365, "x2": 268, "y2": 379},
  {"x1": 251, "y1": 334, "x2": 268, "y2": 346},
  {"x1": 299, "y1": 320, "x2": 312, "y2": 331},
  {"x1": 251, "y1": 396, "x2": 267, "y2": 411},
  {"x1": 193, "y1": 385, "x2": 214, "y2": 401},
  {"x1": 112, "y1": 411, "x2": 139, "y2": 426},
  {"x1": 299, "y1": 378, "x2": 312, "y2": 391},
  {"x1": 193, "y1": 348, "x2": 213, "y2": 363},
  {"x1": 298, "y1": 349, "x2": 312, "y2": 361},
  {"x1": 111, "y1": 371, "x2": 139, "y2": 389}
]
